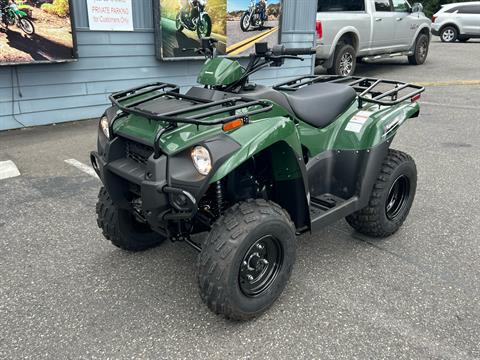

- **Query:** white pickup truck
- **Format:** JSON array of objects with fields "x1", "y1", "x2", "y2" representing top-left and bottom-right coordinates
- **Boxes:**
[{"x1": 315, "y1": 0, "x2": 431, "y2": 76}]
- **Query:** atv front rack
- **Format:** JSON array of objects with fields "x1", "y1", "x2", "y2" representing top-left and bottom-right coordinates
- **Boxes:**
[
  {"x1": 109, "y1": 81, "x2": 273, "y2": 126},
  {"x1": 273, "y1": 76, "x2": 425, "y2": 108},
  {"x1": 108, "y1": 81, "x2": 274, "y2": 158}
]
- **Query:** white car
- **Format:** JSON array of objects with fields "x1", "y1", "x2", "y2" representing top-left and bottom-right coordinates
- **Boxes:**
[{"x1": 431, "y1": 2, "x2": 480, "y2": 42}]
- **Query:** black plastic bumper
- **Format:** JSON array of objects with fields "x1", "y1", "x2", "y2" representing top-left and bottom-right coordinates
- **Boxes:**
[{"x1": 90, "y1": 138, "x2": 197, "y2": 237}]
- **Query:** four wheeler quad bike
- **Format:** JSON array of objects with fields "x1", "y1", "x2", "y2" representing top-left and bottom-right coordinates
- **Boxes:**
[{"x1": 91, "y1": 38, "x2": 424, "y2": 321}]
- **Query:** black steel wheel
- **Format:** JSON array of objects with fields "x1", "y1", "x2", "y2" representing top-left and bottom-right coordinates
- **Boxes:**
[
  {"x1": 385, "y1": 175, "x2": 410, "y2": 221},
  {"x1": 346, "y1": 149, "x2": 417, "y2": 238},
  {"x1": 197, "y1": 199, "x2": 296, "y2": 321},
  {"x1": 239, "y1": 235, "x2": 283, "y2": 297}
]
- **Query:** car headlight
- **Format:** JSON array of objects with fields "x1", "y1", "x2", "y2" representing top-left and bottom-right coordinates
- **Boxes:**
[
  {"x1": 99, "y1": 115, "x2": 110, "y2": 139},
  {"x1": 191, "y1": 146, "x2": 212, "y2": 176}
]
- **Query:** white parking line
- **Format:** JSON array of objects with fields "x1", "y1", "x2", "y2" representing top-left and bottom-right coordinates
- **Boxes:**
[
  {"x1": 0, "y1": 160, "x2": 21, "y2": 180},
  {"x1": 64, "y1": 159, "x2": 98, "y2": 178}
]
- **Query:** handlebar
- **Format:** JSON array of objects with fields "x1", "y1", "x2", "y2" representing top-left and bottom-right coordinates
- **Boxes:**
[{"x1": 271, "y1": 45, "x2": 316, "y2": 57}]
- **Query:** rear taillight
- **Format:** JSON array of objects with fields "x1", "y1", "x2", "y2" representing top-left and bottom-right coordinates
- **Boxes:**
[
  {"x1": 411, "y1": 94, "x2": 421, "y2": 102},
  {"x1": 316, "y1": 20, "x2": 323, "y2": 39},
  {"x1": 432, "y1": 16, "x2": 437, "y2": 23}
]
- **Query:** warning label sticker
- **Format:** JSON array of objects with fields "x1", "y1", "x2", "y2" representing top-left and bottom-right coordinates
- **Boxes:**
[{"x1": 345, "y1": 111, "x2": 373, "y2": 133}]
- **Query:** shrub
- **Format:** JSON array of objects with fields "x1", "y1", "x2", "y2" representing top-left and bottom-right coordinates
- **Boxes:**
[{"x1": 41, "y1": 0, "x2": 69, "y2": 17}]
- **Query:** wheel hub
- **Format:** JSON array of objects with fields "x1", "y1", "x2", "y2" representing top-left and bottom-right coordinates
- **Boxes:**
[
  {"x1": 239, "y1": 235, "x2": 283, "y2": 297},
  {"x1": 339, "y1": 53, "x2": 353, "y2": 76},
  {"x1": 385, "y1": 175, "x2": 410, "y2": 220}
]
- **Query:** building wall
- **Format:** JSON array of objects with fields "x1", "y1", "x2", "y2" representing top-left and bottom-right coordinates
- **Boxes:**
[{"x1": 0, "y1": 0, "x2": 317, "y2": 131}]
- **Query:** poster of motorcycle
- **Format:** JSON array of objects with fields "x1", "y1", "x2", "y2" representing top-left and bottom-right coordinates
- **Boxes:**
[
  {"x1": 155, "y1": 0, "x2": 282, "y2": 60},
  {"x1": 0, "y1": 0, "x2": 77, "y2": 66}
]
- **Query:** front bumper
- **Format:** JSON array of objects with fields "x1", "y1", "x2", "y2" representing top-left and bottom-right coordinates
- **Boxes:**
[
  {"x1": 91, "y1": 137, "x2": 197, "y2": 237},
  {"x1": 91, "y1": 132, "x2": 241, "y2": 237}
]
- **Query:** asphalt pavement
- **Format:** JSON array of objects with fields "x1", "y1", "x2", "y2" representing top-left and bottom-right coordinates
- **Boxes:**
[{"x1": 1, "y1": 39, "x2": 479, "y2": 359}]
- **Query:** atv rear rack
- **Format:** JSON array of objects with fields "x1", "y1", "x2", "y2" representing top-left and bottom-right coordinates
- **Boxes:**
[{"x1": 273, "y1": 75, "x2": 425, "y2": 108}]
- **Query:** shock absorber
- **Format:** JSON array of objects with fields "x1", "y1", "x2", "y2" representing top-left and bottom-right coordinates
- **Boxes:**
[{"x1": 216, "y1": 180, "x2": 224, "y2": 216}]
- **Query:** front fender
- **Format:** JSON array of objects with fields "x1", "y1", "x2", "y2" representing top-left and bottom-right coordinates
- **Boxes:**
[
  {"x1": 410, "y1": 24, "x2": 432, "y2": 48},
  {"x1": 210, "y1": 116, "x2": 303, "y2": 183}
]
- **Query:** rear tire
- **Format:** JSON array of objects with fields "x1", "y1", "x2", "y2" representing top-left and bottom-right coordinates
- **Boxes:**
[
  {"x1": 96, "y1": 187, "x2": 165, "y2": 251},
  {"x1": 176, "y1": 14, "x2": 184, "y2": 32},
  {"x1": 327, "y1": 43, "x2": 356, "y2": 76},
  {"x1": 408, "y1": 33, "x2": 429, "y2": 65},
  {"x1": 440, "y1": 26, "x2": 457, "y2": 43},
  {"x1": 346, "y1": 150, "x2": 417, "y2": 238},
  {"x1": 197, "y1": 199, "x2": 296, "y2": 321}
]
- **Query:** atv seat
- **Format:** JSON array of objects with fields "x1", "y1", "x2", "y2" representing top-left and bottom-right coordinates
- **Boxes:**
[{"x1": 284, "y1": 83, "x2": 357, "y2": 128}]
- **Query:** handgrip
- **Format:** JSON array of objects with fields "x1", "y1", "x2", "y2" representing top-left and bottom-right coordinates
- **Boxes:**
[{"x1": 272, "y1": 45, "x2": 316, "y2": 56}]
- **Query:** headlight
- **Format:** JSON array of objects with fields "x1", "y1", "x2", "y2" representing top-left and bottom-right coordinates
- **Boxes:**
[
  {"x1": 99, "y1": 115, "x2": 110, "y2": 139},
  {"x1": 191, "y1": 146, "x2": 212, "y2": 176}
]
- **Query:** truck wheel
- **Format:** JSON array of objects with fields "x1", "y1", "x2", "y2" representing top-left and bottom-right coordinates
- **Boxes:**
[
  {"x1": 346, "y1": 150, "x2": 417, "y2": 238},
  {"x1": 440, "y1": 26, "x2": 457, "y2": 43},
  {"x1": 408, "y1": 33, "x2": 429, "y2": 65},
  {"x1": 197, "y1": 199, "x2": 296, "y2": 320},
  {"x1": 327, "y1": 43, "x2": 356, "y2": 76},
  {"x1": 96, "y1": 187, "x2": 165, "y2": 251}
]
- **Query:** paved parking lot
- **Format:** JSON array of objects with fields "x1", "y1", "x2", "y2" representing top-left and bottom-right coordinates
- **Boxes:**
[{"x1": 1, "y1": 39, "x2": 479, "y2": 359}]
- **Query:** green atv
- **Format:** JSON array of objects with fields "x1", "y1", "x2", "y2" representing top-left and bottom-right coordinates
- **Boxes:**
[{"x1": 91, "y1": 39, "x2": 424, "y2": 320}]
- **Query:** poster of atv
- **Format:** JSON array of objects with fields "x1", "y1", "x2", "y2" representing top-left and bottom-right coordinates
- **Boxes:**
[
  {"x1": 0, "y1": 0, "x2": 77, "y2": 66},
  {"x1": 155, "y1": 0, "x2": 282, "y2": 60}
]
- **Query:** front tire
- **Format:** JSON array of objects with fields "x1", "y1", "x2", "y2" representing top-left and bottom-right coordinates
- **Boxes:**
[
  {"x1": 19, "y1": 18, "x2": 34, "y2": 35},
  {"x1": 327, "y1": 42, "x2": 356, "y2": 76},
  {"x1": 408, "y1": 33, "x2": 429, "y2": 65},
  {"x1": 240, "y1": 12, "x2": 251, "y2": 32},
  {"x1": 197, "y1": 199, "x2": 296, "y2": 321},
  {"x1": 440, "y1": 26, "x2": 457, "y2": 43},
  {"x1": 346, "y1": 150, "x2": 417, "y2": 238},
  {"x1": 196, "y1": 14, "x2": 212, "y2": 39},
  {"x1": 96, "y1": 187, "x2": 165, "y2": 251}
]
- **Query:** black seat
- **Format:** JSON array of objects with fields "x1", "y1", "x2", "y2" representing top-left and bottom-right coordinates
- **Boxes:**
[{"x1": 284, "y1": 83, "x2": 357, "y2": 128}]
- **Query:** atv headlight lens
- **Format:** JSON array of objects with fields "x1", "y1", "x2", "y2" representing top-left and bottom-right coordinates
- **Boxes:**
[
  {"x1": 191, "y1": 146, "x2": 212, "y2": 176},
  {"x1": 100, "y1": 116, "x2": 110, "y2": 139}
]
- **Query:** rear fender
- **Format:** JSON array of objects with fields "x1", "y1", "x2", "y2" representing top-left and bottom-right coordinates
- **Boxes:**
[{"x1": 330, "y1": 101, "x2": 421, "y2": 150}]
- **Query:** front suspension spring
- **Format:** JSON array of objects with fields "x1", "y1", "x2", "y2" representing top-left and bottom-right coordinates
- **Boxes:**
[{"x1": 216, "y1": 180, "x2": 224, "y2": 216}]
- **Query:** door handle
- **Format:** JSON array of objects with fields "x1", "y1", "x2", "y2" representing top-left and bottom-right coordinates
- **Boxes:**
[
  {"x1": 375, "y1": 18, "x2": 382, "y2": 22},
  {"x1": 396, "y1": 17, "x2": 403, "y2": 21}
]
